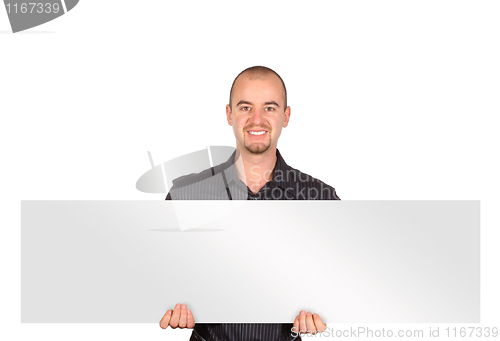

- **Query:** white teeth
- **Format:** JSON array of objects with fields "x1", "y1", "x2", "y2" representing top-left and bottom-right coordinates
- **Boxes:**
[{"x1": 249, "y1": 131, "x2": 266, "y2": 135}]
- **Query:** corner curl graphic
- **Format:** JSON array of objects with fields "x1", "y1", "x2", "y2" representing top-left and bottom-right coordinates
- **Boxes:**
[{"x1": 3, "y1": 0, "x2": 79, "y2": 33}]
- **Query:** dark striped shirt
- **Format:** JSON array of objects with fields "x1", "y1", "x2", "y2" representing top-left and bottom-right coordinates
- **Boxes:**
[
  {"x1": 165, "y1": 149, "x2": 340, "y2": 341},
  {"x1": 166, "y1": 149, "x2": 340, "y2": 201}
]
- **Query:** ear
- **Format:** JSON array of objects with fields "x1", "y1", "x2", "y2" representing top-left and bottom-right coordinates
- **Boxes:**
[
  {"x1": 226, "y1": 104, "x2": 233, "y2": 126},
  {"x1": 283, "y1": 106, "x2": 291, "y2": 128}
]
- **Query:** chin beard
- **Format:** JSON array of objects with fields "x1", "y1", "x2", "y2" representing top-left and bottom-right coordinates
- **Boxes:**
[{"x1": 244, "y1": 142, "x2": 271, "y2": 154}]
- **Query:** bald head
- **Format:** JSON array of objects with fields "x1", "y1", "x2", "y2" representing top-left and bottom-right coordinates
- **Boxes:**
[{"x1": 229, "y1": 66, "x2": 287, "y2": 110}]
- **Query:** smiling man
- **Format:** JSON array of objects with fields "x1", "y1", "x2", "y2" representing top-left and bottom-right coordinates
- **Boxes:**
[{"x1": 161, "y1": 66, "x2": 339, "y2": 340}]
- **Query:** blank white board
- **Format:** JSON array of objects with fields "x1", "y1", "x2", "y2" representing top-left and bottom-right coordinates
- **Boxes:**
[{"x1": 21, "y1": 201, "x2": 479, "y2": 323}]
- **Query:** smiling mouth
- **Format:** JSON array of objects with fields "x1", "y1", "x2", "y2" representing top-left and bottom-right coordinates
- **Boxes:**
[{"x1": 247, "y1": 130, "x2": 267, "y2": 136}]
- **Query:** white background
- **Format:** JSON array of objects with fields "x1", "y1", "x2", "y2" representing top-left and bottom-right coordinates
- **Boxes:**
[{"x1": 1, "y1": 1, "x2": 498, "y2": 340}]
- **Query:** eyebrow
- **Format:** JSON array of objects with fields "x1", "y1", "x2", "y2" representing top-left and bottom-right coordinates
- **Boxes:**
[
  {"x1": 264, "y1": 101, "x2": 280, "y2": 107},
  {"x1": 236, "y1": 100, "x2": 252, "y2": 107},
  {"x1": 235, "y1": 100, "x2": 280, "y2": 107}
]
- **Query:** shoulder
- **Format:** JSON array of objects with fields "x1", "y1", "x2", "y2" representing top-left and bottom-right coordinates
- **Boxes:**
[
  {"x1": 277, "y1": 164, "x2": 340, "y2": 200},
  {"x1": 166, "y1": 163, "x2": 229, "y2": 200},
  {"x1": 171, "y1": 166, "x2": 216, "y2": 188}
]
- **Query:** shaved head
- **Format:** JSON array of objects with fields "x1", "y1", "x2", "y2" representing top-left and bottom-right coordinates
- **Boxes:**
[
  {"x1": 226, "y1": 66, "x2": 291, "y2": 156},
  {"x1": 229, "y1": 66, "x2": 287, "y2": 110}
]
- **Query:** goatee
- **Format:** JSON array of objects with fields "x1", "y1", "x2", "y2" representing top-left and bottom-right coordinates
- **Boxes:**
[{"x1": 245, "y1": 143, "x2": 270, "y2": 154}]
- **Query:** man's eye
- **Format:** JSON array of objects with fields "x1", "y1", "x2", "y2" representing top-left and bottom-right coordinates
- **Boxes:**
[
  {"x1": 241, "y1": 107, "x2": 250, "y2": 111},
  {"x1": 265, "y1": 107, "x2": 275, "y2": 111}
]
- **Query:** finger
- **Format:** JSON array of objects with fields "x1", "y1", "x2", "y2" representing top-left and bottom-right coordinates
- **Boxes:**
[
  {"x1": 306, "y1": 312, "x2": 316, "y2": 335},
  {"x1": 313, "y1": 313, "x2": 327, "y2": 332},
  {"x1": 170, "y1": 303, "x2": 181, "y2": 328},
  {"x1": 159, "y1": 309, "x2": 172, "y2": 329},
  {"x1": 179, "y1": 304, "x2": 188, "y2": 328},
  {"x1": 187, "y1": 309, "x2": 195, "y2": 328},
  {"x1": 299, "y1": 310, "x2": 307, "y2": 334},
  {"x1": 292, "y1": 315, "x2": 300, "y2": 335}
]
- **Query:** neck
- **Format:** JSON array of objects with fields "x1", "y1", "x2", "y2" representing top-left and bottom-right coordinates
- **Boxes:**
[{"x1": 234, "y1": 146, "x2": 278, "y2": 194}]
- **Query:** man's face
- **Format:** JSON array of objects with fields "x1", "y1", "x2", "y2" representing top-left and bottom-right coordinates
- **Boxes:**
[{"x1": 226, "y1": 73, "x2": 290, "y2": 155}]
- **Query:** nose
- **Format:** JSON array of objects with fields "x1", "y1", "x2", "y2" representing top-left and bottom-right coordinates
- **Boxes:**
[{"x1": 249, "y1": 108, "x2": 263, "y2": 125}]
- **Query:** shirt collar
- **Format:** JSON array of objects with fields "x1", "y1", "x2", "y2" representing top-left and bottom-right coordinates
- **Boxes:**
[{"x1": 272, "y1": 149, "x2": 296, "y2": 196}]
